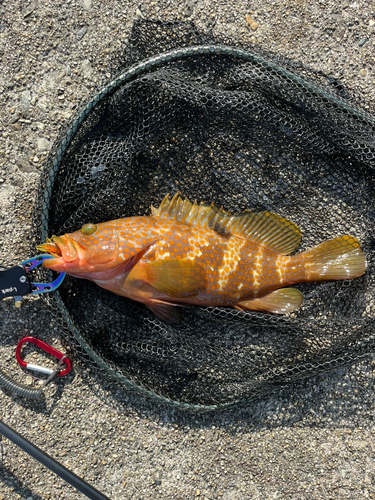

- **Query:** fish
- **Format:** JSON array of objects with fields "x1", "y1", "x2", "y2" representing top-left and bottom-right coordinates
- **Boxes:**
[{"x1": 37, "y1": 193, "x2": 366, "y2": 324}]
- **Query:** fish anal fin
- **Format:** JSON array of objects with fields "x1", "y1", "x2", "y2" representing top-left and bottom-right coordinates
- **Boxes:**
[
  {"x1": 141, "y1": 259, "x2": 207, "y2": 298},
  {"x1": 147, "y1": 299, "x2": 182, "y2": 324},
  {"x1": 151, "y1": 194, "x2": 301, "y2": 254},
  {"x1": 238, "y1": 288, "x2": 303, "y2": 314}
]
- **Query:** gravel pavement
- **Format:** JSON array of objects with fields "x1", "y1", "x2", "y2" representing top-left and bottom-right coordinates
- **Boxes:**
[{"x1": 1, "y1": 1, "x2": 375, "y2": 499}]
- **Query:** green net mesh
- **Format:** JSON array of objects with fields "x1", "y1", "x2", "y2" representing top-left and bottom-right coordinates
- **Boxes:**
[{"x1": 31, "y1": 20, "x2": 375, "y2": 410}]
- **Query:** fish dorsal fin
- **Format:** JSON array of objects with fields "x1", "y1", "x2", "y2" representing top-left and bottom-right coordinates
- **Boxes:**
[
  {"x1": 151, "y1": 194, "x2": 301, "y2": 255},
  {"x1": 227, "y1": 210, "x2": 302, "y2": 255}
]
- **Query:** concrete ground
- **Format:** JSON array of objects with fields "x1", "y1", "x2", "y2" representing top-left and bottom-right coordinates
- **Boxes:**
[{"x1": 1, "y1": 1, "x2": 375, "y2": 499}]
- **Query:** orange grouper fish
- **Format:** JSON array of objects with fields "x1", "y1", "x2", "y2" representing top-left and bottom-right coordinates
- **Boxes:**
[{"x1": 37, "y1": 193, "x2": 366, "y2": 324}]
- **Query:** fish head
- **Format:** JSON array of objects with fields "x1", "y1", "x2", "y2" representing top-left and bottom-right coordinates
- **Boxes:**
[{"x1": 37, "y1": 222, "x2": 123, "y2": 276}]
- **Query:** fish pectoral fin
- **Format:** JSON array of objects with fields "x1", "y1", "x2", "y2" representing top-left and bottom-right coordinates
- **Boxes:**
[
  {"x1": 141, "y1": 259, "x2": 207, "y2": 298},
  {"x1": 238, "y1": 288, "x2": 303, "y2": 314},
  {"x1": 147, "y1": 299, "x2": 183, "y2": 324}
]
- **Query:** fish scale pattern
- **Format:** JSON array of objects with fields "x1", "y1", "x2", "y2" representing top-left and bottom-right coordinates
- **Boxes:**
[{"x1": 31, "y1": 19, "x2": 375, "y2": 410}]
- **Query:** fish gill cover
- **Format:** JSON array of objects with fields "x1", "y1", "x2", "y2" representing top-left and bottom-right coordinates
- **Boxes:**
[{"x1": 31, "y1": 19, "x2": 375, "y2": 410}]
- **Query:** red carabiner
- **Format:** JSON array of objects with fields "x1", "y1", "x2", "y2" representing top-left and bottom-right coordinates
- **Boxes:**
[{"x1": 16, "y1": 337, "x2": 72, "y2": 377}]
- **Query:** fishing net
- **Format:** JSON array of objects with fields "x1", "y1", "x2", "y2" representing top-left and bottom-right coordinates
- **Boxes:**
[{"x1": 31, "y1": 20, "x2": 375, "y2": 410}]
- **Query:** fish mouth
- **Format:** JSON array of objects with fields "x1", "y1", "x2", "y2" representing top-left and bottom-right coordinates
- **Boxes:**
[
  {"x1": 37, "y1": 235, "x2": 84, "y2": 268},
  {"x1": 36, "y1": 238, "x2": 62, "y2": 258}
]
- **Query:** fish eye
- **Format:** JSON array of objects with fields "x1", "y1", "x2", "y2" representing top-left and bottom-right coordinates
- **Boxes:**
[{"x1": 81, "y1": 224, "x2": 97, "y2": 236}]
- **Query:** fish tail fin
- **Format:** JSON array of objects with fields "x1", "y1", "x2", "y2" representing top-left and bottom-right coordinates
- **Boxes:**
[{"x1": 302, "y1": 235, "x2": 366, "y2": 281}]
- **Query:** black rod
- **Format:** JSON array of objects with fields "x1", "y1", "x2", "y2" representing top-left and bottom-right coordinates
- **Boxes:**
[{"x1": 0, "y1": 419, "x2": 112, "y2": 500}]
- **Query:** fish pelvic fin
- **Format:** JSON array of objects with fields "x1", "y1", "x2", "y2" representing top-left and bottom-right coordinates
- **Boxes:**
[
  {"x1": 152, "y1": 193, "x2": 301, "y2": 254},
  {"x1": 302, "y1": 235, "x2": 366, "y2": 281},
  {"x1": 238, "y1": 288, "x2": 303, "y2": 314},
  {"x1": 147, "y1": 299, "x2": 183, "y2": 324}
]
